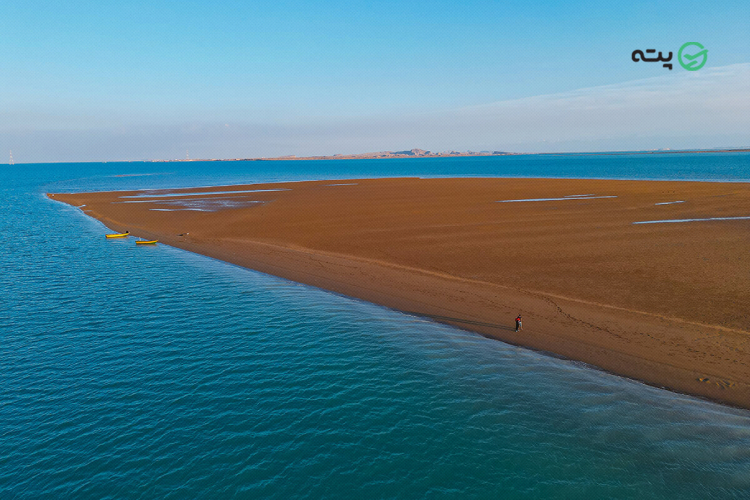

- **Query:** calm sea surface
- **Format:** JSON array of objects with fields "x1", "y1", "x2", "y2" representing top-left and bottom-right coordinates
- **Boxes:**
[{"x1": 2, "y1": 154, "x2": 750, "y2": 499}]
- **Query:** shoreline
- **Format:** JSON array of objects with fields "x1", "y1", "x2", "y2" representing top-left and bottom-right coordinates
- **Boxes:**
[{"x1": 49, "y1": 177, "x2": 750, "y2": 409}]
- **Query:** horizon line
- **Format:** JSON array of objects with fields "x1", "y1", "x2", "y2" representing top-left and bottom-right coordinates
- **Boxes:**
[{"x1": 7, "y1": 146, "x2": 750, "y2": 165}]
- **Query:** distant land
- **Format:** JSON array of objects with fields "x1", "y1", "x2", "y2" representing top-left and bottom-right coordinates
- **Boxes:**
[
  {"x1": 153, "y1": 147, "x2": 750, "y2": 163},
  {"x1": 154, "y1": 148, "x2": 514, "y2": 162}
]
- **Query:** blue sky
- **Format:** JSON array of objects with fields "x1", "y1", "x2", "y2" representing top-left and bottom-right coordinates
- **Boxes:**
[{"x1": 2, "y1": 0, "x2": 749, "y2": 161}]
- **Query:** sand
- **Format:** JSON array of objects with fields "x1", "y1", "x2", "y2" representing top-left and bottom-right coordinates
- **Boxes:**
[{"x1": 50, "y1": 178, "x2": 750, "y2": 409}]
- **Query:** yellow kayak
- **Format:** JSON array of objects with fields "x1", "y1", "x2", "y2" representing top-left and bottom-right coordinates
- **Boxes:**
[
  {"x1": 136, "y1": 240, "x2": 158, "y2": 245},
  {"x1": 106, "y1": 231, "x2": 130, "y2": 238}
]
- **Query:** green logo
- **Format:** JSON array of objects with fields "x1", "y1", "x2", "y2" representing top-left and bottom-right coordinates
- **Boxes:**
[{"x1": 678, "y1": 42, "x2": 708, "y2": 71}]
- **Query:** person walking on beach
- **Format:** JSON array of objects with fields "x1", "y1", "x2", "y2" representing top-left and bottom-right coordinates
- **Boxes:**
[{"x1": 515, "y1": 315, "x2": 523, "y2": 332}]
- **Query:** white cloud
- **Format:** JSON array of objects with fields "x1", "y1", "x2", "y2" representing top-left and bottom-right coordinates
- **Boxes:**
[{"x1": 439, "y1": 64, "x2": 750, "y2": 150}]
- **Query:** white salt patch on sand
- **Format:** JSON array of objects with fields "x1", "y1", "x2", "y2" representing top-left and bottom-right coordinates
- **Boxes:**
[
  {"x1": 121, "y1": 200, "x2": 172, "y2": 203},
  {"x1": 149, "y1": 208, "x2": 208, "y2": 212},
  {"x1": 120, "y1": 197, "x2": 264, "y2": 205},
  {"x1": 655, "y1": 201, "x2": 686, "y2": 205},
  {"x1": 497, "y1": 196, "x2": 617, "y2": 203},
  {"x1": 121, "y1": 188, "x2": 289, "y2": 199},
  {"x1": 633, "y1": 216, "x2": 750, "y2": 225}
]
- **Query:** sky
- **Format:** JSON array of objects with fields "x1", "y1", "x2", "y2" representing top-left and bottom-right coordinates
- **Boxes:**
[{"x1": 1, "y1": 0, "x2": 749, "y2": 162}]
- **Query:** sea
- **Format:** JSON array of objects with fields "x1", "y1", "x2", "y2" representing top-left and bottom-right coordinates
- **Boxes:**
[{"x1": 2, "y1": 153, "x2": 750, "y2": 499}]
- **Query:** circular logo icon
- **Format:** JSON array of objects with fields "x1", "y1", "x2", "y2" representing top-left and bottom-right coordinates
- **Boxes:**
[{"x1": 678, "y1": 42, "x2": 708, "y2": 71}]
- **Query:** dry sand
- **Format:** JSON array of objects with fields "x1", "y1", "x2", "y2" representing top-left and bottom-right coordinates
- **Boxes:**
[{"x1": 50, "y1": 178, "x2": 750, "y2": 408}]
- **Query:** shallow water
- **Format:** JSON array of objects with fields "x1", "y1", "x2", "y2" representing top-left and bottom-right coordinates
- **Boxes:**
[
  {"x1": 633, "y1": 216, "x2": 750, "y2": 224},
  {"x1": 137, "y1": 198, "x2": 265, "y2": 212},
  {"x1": 497, "y1": 195, "x2": 617, "y2": 202},
  {"x1": 654, "y1": 200, "x2": 686, "y2": 205},
  {"x1": 2, "y1": 154, "x2": 750, "y2": 498}
]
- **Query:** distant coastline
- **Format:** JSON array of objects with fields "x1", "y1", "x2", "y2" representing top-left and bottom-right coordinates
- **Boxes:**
[{"x1": 151, "y1": 148, "x2": 750, "y2": 163}]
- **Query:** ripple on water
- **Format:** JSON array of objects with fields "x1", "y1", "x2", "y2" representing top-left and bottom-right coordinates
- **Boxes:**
[{"x1": 2, "y1": 161, "x2": 750, "y2": 499}]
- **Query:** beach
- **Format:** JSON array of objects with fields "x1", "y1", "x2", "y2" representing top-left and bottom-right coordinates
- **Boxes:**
[{"x1": 50, "y1": 177, "x2": 750, "y2": 408}]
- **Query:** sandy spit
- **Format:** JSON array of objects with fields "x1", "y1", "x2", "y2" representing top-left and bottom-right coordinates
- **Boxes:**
[{"x1": 49, "y1": 177, "x2": 750, "y2": 409}]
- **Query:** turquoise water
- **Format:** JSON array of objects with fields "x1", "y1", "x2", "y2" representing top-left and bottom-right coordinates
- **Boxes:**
[{"x1": 2, "y1": 154, "x2": 750, "y2": 499}]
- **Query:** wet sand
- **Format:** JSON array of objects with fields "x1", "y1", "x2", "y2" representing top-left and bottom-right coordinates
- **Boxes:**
[{"x1": 50, "y1": 178, "x2": 750, "y2": 408}]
